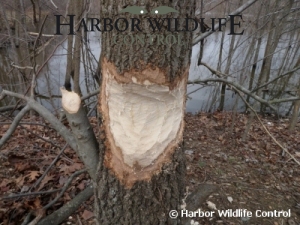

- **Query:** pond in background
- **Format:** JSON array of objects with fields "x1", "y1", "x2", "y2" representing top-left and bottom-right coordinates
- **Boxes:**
[
  {"x1": 36, "y1": 31, "x2": 248, "y2": 114},
  {"x1": 1, "y1": 28, "x2": 298, "y2": 115}
]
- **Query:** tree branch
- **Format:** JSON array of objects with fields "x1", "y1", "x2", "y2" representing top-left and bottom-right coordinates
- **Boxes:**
[
  {"x1": 43, "y1": 169, "x2": 87, "y2": 210},
  {"x1": 10, "y1": 63, "x2": 34, "y2": 70},
  {"x1": 0, "y1": 89, "x2": 29, "y2": 101},
  {"x1": 1, "y1": 189, "x2": 61, "y2": 200},
  {"x1": 29, "y1": 32, "x2": 55, "y2": 37},
  {"x1": 0, "y1": 104, "x2": 25, "y2": 112},
  {"x1": 235, "y1": 89, "x2": 300, "y2": 166},
  {"x1": 0, "y1": 105, "x2": 30, "y2": 148},
  {"x1": 20, "y1": 170, "x2": 89, "y2": 225},
  {"x1": 192, "y1": 0, "x2": 259, "y2": 45},
  {"x1": 269, "y1": 97, "x2": 300, "y2": 104},
  {"x1": 36, "y1": 185, "x2": 93, "y2": 225},
  {"x1": 81, "y1": 89, "x2": 99, "y2": 101},
  {"x1": 200, "y1": 62, "x2": 235, "y2": 78},
  {"x1": 50, "y1": 0, "x2": 58, "y2": 9},
  {"x1": 26, "y1": 99, "x2": 79, "y2": 153},
  {"x1": 188, "y1": 78, "x2": 278, "y2": 111},
  {"x1": 192, "y1": 63, "x2": 300, "y2": 111},
  {"x1": 0, "y1": 88, "x2": 97, "y2": 172},
  {"x1": 251, "y1": 65, "x2": 300, "y2": 93},
  {"x1": 64, "y1": 106, "x2": 99, "y2": 181},
  {"x1": 31, "y1": 144, "x2": 68, "y2": 191}
]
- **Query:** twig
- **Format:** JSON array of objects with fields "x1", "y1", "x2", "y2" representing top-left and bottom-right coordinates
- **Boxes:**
[
  {"x1": 1, "y1": 89, "x2": 97, "y2": 180},
  {"x1": 31, "y1": 144, "x2": 68, "y2": 191},
  {"x1": 28, "y1": 209, "x2": 45, "y2": 225},
  {"x1": 234, "y1": 88, "x2": 300, "y2": 166},
  {"x1": 81, "y1": 89, "x2": 100, "y2": 101},
  {"x1": 87, "y1": 102, "x2": 97, "y2": 117},
  {"x1": 34, "y1": 37, "x2": 67, "y2": 77},
  {"x1": 37, "y1": 185, "x2": 93, "y2": 225},
  {"x1": 31, "y1": 15, "x2": 48, "y2": 98},
  {"x1": 0, "y1": 111, "x2": 62, "y2": 149},
  {"x1": 1, "y1": 37, "x2": 65, "y2": 117},
  {"x1": 0, "y1": 122, "x2": 50, "y2": 128},
  {"x1": 200, "y1": 62, "x2": 234, "y2": 78},
  {"x1": 77, "y1": 215, "x2": 83, "y2": 225},
  {"x1": 188, "y1": 78, "x2": 278, "y2": 112},
  {"x1": 21, "y1": 213, "x2": 33, "y2": 225},
  {"x1": 21, "y1": 170, "x2": 88, "y2": 225},
  {"x1": 188, "y1": 75, "x2": 300, "y2": 107},
  {"x1": 11, "y1": 63, "x2": 34, "y2": 70},
  {"x1": 21, "y1": 126, "x2": 61, "y2": 148},
  {"x1": 192, "y1": 0, "x2": 259, "y2": 45},
  {"x1": 29, "y1": 32, "x2": 54, "y2": 37},
  {"x1": 11, "y1": 36, "x2": 66, "y2": 115},
  {"x1": 251, "y1": 65, "x2": 300, "y2": 93},
  {"x1": 2, "y1": 96, "x2": 78, "y2": 153},
  {"x1": 1, "y1": 189, "x2": 61, "y2": 200},
  {"x1": 0, "y1": 104, "x2": 25, "y2": 112},
  {"x1": 50, "y1": 0, "x2": 58, "y2": 9},
  {"x1": 32, "y1": 16, "x2": 48, "y2": 54},
  {"x1": 269, "y1": 97, "x2": 300, "y2": 104},
  {"x1": 0, "y1": 89, "x2": 29, "y2": 101},
  {"x1": 43, "y1": 169, "x2": 87, "y2": 209},
  {"x1": 187, "y1": 86, "x2": 205, "y2": 96},
  {"x1": 0, "y1": 105, "x2": 30, "y2": 148}
]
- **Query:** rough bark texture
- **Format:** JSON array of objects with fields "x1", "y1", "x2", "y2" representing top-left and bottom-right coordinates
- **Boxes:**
[
  {"x1": 95, "y1": 141, "x2": 186, "y2": 225},
  {"x1": 64, "y1": 106, "x2": 99, "y2": 181},
  {"x1": 99, "y1": 0, "x2": 194, "y2": 82},
  {"x1": 95, "y1": 0, "x2": 195, "y2": 224}
]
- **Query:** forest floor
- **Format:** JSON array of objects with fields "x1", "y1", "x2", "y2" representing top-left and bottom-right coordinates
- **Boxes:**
[{"x1": 0, "y1": 112, "x2": 299, "y2": 225}]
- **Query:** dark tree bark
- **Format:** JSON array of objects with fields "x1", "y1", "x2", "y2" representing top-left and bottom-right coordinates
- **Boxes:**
[{"x1": 95, "y1": 0, "x2": 195, "y2": 224}]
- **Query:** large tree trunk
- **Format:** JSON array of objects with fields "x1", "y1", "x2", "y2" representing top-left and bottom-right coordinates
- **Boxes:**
[{"x1": 95, "y1": 0, "x2": 195, "y2": 224}]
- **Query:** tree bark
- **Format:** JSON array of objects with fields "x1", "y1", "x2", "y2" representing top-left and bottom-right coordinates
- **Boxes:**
[
  {"x1": 64, "y1": 2, "x2": 75, "y2": 91},
  {"x1": 256, "y1": 0, "x2": 293, "y2": 112},
  {"x1": 95, "y1": 0, "x2": 195, "y2": 224},
  {"x1": 288, "y1": 58, "x2": 300, "y2": 131}
]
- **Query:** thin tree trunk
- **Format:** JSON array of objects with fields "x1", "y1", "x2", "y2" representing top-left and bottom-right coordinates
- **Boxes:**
[
  {"x1": 288, "y1": 57, "x2": 300, "y2": 130},
  {"x1": 64, "y1": 2, "x2": 75, "y2": 91},
  {"x1": 289, "y1": 84, "x2": 300, "y2": 131},
  {"x1": 0, "y1": 4, "x2": 25, "y2": 93},
  {"x1": 218, "y1": 33, "x2": 235, "y2": 111},
  {"x1": 30, "y1": 0, "x2": 38, "y2": 25},
  {"x1": 73, "y1": 0, "x2": 83, "y2": 95},
  {"x1": 257, "y1": 0, "x2": 293, "y2": 112},
  {"x1": 243, "y1": 0, "x2": 263, "y2": 105},
  {"x1": 217, "y1": 1, "x2": 229, "y2": 111},
  {"x1": 95, "y1": 0, "x2": 195, "y2": 224}
]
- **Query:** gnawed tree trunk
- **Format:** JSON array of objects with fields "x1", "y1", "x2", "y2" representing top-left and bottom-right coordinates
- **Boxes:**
[{"x1": 95, "y1": 0, "x2": 195, "y2": 224}]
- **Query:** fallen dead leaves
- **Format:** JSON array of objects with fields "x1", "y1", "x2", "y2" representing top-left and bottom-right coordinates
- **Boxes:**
[
  {"x1": 0, "y1": 115, "x2": 95, "y2": 224},
  {"x1": 0, "y1": 113, "x2": 299, "y2": 224},
  {"x1": 184, "y1": 112, "x2": 300, "y2": 225}
]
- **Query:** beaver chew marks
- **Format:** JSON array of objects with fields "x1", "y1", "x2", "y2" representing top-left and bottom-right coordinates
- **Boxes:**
[{"x1": 100, "y1": 59, "x2": 187, "y2": 186}]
